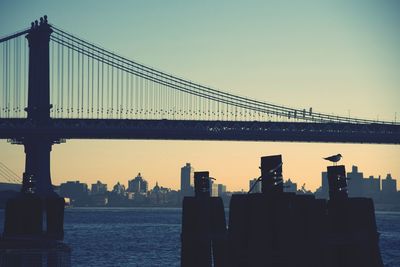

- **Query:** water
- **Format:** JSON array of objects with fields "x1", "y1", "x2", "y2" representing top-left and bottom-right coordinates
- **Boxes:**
[
  {"x1": 0, "y1": 208, "x2": 399, "y2": 266},
  {"x1": 376, "y1": 211, "x2": 400, "y2": 267},
  {"x1": 64, "y1": 208, "x2": 181, "y2": 266}
]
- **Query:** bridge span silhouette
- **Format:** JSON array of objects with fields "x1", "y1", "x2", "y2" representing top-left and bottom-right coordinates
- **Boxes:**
[{"x1": 0, "y1": 16, "x2": 399, "y2": 194}]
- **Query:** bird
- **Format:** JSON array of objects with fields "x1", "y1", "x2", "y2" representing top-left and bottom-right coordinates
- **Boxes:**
[{"x1": 323, "y1": 154, "x2": 343, "y2": 165}]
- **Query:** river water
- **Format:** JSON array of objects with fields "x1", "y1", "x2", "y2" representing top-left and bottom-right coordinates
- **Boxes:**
[{"x1": 0, "y1": 208, "x2": 399, "y2": 266}]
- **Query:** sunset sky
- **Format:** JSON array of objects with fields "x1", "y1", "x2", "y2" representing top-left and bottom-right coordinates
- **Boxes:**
[{"x1": 0, "y1": 0, "x2": 399, "y2": 192}]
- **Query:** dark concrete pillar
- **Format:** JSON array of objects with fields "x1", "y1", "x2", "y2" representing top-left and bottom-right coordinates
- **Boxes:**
[{"x1": 22, "y1": 138, "x2": 54, "y2": 196}]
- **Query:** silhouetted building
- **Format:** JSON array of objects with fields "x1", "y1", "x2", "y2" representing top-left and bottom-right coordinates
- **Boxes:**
[
  {"x1": 249, "y1": 178, "x2": 261, "y2": 193},
  {"x1": 91, "y1": 180, "x2": 107, "y2": 195},
  {"x1": 283, "y1": 179, "x2": 297, "y2": 193},
  {"x1": 382, "y1": 174, "x2": 397, "y2": 194},
  {"x1": 210, "y1": 179, "x2": 218, "y2": 197},
  {"x1": 112, "y1": 182, "x2": 126, "y2": 195},
  {"x1": 149, "y1": 182, "x2": 173, "y2": 205},
  {"x1": 59, "y1": 181, "x2": 89, "y2": 199},
  {"x1": 381, "y1": 174, "x2": 398, "y2": 204},
  {"x1": 218, "y1": 184, "x2": 227, "y2": 196},
  {"x1": 347, "y1": 165, "x2": 364, "y2": 197},
  {"x1": 320, "y1": 166, "x2": 396, "y2": 203},
  {"x1": 320, "y1": 171, "x2": 329, "y2": 199},
  {"x1": 364, "y1": 175, "x2": 381, "y2": 200},
  {"x1": 128, "y1": 173, "x2": 148, "y2": 193},
  {"x1": 181, "y1": 163, "x2": 194, "y2": 197}
]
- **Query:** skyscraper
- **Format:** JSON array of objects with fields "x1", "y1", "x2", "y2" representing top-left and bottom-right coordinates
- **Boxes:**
[
  {"x1": 283, "y1": 179, "x2": 297, "y2": 193},
  {"x1": 128, "y1": 173, "x2": 148, "y2": 194},
  {"x1": 210, "y1": 178, "x2": 218, "y2": 197},
  {"x1": 382, "y1": 174, "x2": 397, "y2": 194},
  {"x1": 91, "y1": 180, "x2": 107, "y2": 195},
  {"x1": 181, "y1": 163, "x2": 194, "y2": 197},
  {"x1": 347, "y1": 165, "x2": 364, "y2": 197},
  {"x1": 218, "y1": 184, "x2": 227, "y2": 196}
]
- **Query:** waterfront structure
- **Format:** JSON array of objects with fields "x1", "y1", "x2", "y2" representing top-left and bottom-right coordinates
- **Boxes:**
[
  {"x1": 218, "y1": 184, "x2": 227, "y2": 196},
  {"x1": 128, "y1": 173, "x2": 148, "y2": 194},
  {"x1": 364, "y1": 175, "x2": 381, "y2": 199},
  {"x1": 382, "y1": 174, "x2": 397, "y2": 194},
  {"x1": 112, "y1": 182, "x2": 126, "y2": 195},
  {"x1": 347, "y1": 165, "x2": 364, "y2": 197},
  {"x1": 59, "y1": 181, "x2": 89, "y2": 199},
  {"x1": 180, "y1": 163, "x2": 194, "y2": 197},
  {"x1": 381, "y1": 174, "x2": 398, "y2": 204},
  {"x1": 320, "y1": 165, "x2": 396, "y2": 202},
  {"x1": 210, "y1": 179, "x2": 218, "y2": 197},
  {"x1": 283, "y1": 179, "x2": 297, "y2": 193},
  {"x1": 91, "y1": 180, "x2": 107, "y2": 195}
]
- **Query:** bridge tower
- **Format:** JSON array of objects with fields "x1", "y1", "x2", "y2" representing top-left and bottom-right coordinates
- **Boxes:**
[
  {"x1": 15, "y1": 16, "x2": 60, "y2": 196},
  {"x1": 2, "y1": 16, "x2": 66, "y2": 244}
]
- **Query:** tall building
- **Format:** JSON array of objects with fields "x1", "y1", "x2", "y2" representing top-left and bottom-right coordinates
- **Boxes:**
[
  {"x1": 210, "y1": 179, "x2": 219, "y2": 197},
  {"x1": 283, "y1": 179, "x2": 297, "y2": 193},
  {"x1": 364, "y1": 175, "x2": 381, "y2": 199},
  {"x1": 381, "y1": 174, "x2": 398, "y2": 203},
  {"x1": 218, "y1": 184, "x2": 227, "y2": 196},
  {"x1": 382, "y1": 174, "x2": 397, "y2": 194},
  {"x1": 347, "y1": 166, "x2": 364, "y2": 197},
  {"x1": 128, "y1": 173, "x2": 148, "y2": 193},
  {"x1": 181, "y1": 163, "x2": 194, "y2": 196},
  {"x1": 112, "y1": 182, "x2": 126, "y2": 195},
  {"x1": 59, "y1": 181, "x2": 89, "y2": 199},
  {"x1": 249, "y1": 178, "x2": 261, "y2": 193},
  {"x1": 91, "y1": 180, "x2": 108, "y2": 195},
  {"x1": 320, "y1": 172, "x2": 329, "y2": 199}
]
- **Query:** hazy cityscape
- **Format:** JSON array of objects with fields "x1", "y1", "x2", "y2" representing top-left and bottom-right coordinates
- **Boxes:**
[{"x1": 1, "y1": 162, "x2": 389, "y2": 209}]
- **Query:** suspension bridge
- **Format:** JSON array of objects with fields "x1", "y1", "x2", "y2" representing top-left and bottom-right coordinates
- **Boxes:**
[{"x1": 0, "y1": 16, "x2": 399, "y2": 194}]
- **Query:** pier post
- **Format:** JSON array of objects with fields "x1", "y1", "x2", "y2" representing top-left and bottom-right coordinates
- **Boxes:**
[{"x1": 181, "y1": 171, "x2": 227, "y2": 267}]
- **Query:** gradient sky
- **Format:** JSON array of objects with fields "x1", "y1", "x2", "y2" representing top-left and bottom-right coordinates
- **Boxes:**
[{"x1": 0, "y1": 0, "x2": 399, "y2": 192}]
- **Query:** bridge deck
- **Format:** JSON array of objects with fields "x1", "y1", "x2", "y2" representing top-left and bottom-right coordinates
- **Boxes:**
[{"x1": 0, "y1": 118, "x2": 399, "y2": 144}]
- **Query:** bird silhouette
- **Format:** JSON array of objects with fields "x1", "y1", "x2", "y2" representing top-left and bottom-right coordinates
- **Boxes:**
[{"x1": 323, "y1": 154, "x2": 342, "y2": 166}]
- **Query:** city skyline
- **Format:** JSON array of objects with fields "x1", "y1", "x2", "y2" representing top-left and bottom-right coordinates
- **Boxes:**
[
  {"x1": 0, "y1": 0, "x2": 399, "y2": 192},
  {"x1": 47, "y1": 159, "x2": 397, "y2": 193}
]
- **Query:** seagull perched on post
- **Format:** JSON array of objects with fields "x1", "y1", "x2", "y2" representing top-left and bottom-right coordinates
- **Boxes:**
[{"x1": 323, "y1": 154, "x2": 342, "y2": 166}]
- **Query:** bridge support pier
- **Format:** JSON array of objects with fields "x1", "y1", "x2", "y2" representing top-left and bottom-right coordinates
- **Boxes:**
[
  {"x1": 22, "y1": 137, "x2": 54, "y2": 195},
  {"x1": 2, "y1": 13, "x2": 65, "y2": 248}
]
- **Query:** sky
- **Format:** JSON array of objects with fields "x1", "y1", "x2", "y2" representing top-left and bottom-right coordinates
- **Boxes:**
[{"x1": 0, "y1": 0, "x2": 399, "y2": 192}]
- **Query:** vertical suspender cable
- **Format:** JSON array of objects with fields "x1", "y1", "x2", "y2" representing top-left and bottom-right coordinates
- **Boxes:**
[
  {"x1": 116, "y1": 62, "x2": 119, "y2": 118},
  {"x1": 61, "y1": 37, "x2": 65, "y2": 117},
  {"x1": 77, "y1": 42, "x2": 80, "y2": 117},
  {"x1": 107, "y1": 56, "x2": 110, "y2": 118},
  {"x1": 111, "y1": 59, "x2": 114, "y2": 118},
  {"x1": 67, "y1": 43, "x2": 70, "y2": 117},
  {"x1": 81, "y1": 44, "x2": 84, "y2": 117},
  {"x1": 2, "y1": 43, "x2": 4, "y2": 117},
  {"x1": 85, "y1": 45, "x2": 89, "y2": 117},
  {"x1": 51, "y1": 39, "x2": 54, "y2": 117},
  {"x1": 90, "y1": 52, "x2": 93, "y2": 118},
  {"x1": 97, "y1": 51, "x2": 100, "y2": 118},
  {"x1": 6, "y1": 42, "x2": 11, "y2": 118},
  {"x1": 72, "y1": 41, "x2": 75, "y2": 117},
  {"x1": 101, "y1": 58, "x2": 104, "y2": 118}
]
